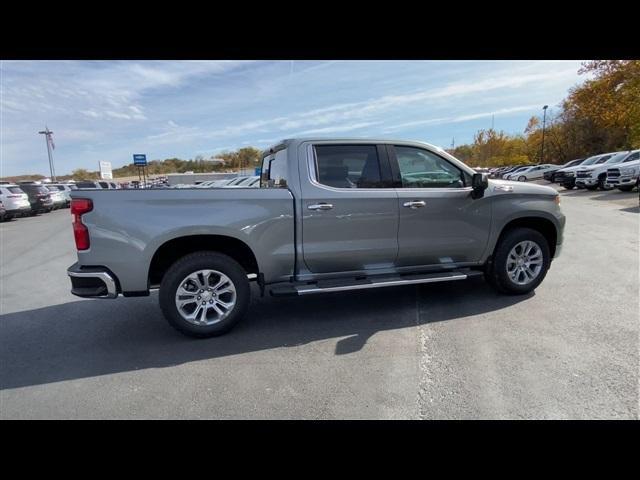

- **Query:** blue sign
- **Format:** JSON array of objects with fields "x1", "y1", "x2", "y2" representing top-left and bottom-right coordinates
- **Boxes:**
[
  {"x1": 133, "y1": 154, "x2": 147, "y2": 166},
  {"x1": 254, "y1": 167, "x2": 262, "y2": 176}
]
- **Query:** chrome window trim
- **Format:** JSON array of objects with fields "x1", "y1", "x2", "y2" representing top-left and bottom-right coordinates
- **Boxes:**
[
  {"x1": 305, "y1": 143, "x2": 393, "y2": 194},
  {"x1": 306, "y1": 143, "x2": 473, "y2": 194}
]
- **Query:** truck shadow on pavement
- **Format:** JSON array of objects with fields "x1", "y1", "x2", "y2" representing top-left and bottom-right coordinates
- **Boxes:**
[{"x1": 0, "y1": 278, "x2": 532, "y2": 390}]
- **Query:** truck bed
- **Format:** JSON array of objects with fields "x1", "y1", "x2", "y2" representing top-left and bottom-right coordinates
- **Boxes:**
[{"x1": 71, "y1": 188, "x2": 296, "y2": 292}]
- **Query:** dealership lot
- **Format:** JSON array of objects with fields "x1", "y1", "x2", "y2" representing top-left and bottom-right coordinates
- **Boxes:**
[{"x1": 0, "y1": 188, "x2": 638, "y2": 419}]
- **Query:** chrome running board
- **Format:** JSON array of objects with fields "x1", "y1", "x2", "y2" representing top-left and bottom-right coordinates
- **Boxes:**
[{"x1": 270, "y1": 270, "x2": 482, "y2": 297}]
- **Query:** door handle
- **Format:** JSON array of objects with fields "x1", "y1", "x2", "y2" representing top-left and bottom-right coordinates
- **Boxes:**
[
  {"x1": 403, "y1": 200, "x2": 426, "y2": 209},
  {"x1": 308, "y1": 203, "x2": 334, "y2": 211}
]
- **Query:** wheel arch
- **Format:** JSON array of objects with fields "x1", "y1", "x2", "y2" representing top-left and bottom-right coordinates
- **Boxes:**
[
  {"x1": 494, "y1": 216, "x2": 558, "y2": 259},
  {"x1": 148, "y1": 234, "x2": 259, "y2": 288}
]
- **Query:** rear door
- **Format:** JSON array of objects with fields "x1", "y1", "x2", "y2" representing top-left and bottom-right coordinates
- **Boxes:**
[
  {"x1": 300, "y1": 143, "x2": 399, "y2": 274},
  {"x1": 389, "y1": 144, "x2": 491, "y2": 268}
]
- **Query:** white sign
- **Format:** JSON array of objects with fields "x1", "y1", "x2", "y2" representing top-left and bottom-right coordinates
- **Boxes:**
[{"x1": 99, "y1": 161, "x2": 113, "y2": 180}]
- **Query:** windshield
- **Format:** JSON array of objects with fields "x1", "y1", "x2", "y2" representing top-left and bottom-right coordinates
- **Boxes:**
[
  {"x1": 603, "y1": 152, "x2": 628, "y2": 164},
  {"x1": 581, "y1": 155, "x2": 605, "y2": 166},
  {"x1": 595, "y1": 154, "x2": 614, "y2": 164}
]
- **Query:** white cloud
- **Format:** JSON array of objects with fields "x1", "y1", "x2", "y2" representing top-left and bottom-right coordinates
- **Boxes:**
[{"x1": 0, "y1": 60, "x2": 585, "y2": 176}]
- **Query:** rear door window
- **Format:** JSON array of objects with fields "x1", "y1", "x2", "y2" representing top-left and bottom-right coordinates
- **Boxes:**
[{"x1": 313, "y1": 144, "x2": 387, "y2": 188}]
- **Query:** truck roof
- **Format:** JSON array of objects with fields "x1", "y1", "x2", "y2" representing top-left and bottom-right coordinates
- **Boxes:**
[{"x1": 263, "y1": 137, "x2": 446, "y2": 157}]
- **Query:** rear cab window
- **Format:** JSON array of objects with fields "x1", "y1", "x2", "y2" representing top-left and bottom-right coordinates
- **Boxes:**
[{"x1": 261, "y1": 149, "x2": 288, "y2": 188}]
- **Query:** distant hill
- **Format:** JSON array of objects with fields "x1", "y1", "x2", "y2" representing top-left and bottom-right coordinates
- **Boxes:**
[{"x1": 1, "y1": 147, "x2": 263, "y2": 182}]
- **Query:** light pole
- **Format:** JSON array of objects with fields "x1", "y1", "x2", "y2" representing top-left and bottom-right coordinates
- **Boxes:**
[
  {"x1": 541, "y1": 105, "x2": 548, "y2": 164},
  {"x1": 38, "y1": 126, "x2": 56, "y2": 181}
]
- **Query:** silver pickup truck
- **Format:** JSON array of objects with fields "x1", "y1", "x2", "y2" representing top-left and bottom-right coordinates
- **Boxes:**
[{"x1": 67, "y1": 138, "x2": 565, "y2": 337}]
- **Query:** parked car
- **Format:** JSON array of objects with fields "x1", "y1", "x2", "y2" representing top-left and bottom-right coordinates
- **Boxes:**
[
  {"x1": 17, "y1": 183, "x2": 53, "y2": 214},
  {"x1": 211, "y1": 178, "x2": 240, "y2": 187},
  {"x1": 75, "y1": 181, "x2": 102, "y2": 189},
  {"x1": 506, "y1": 164, "x2": 558, "y2": 181},
  {"x1": 44, "y1": 185, "x2": 67, "y2": 209},
  {"x1": 606, "y1": 157, "x2": 640, "y2": 192},
  {"x1": 543, "y1": 158, "x2": 585, "y2": 182},
  {"x1": 555, "y1": 153, "x2": 615, "y2": 189},
  {"x1": 575, "y1": 150, "x2": 640, "y2": 190},
  {"x1": 0, "y1": 184, "x2": 32, "y2": 218},
  {"x1": 225, "y1": 176, "x2": 261, "y2": 188},
  {"x1": 502, "y1": 165, "x2": 537, "y2": 179},
  {"x1": 48, "y1": 183, "x2": 78, "y2": 208},
  {"x1": 502, "y1": 165, "x2": 534, "y2": 179},
  {"x1": 222, "y1": 175, "x2": 250, "y2": 186},
  {"x1": 67, "y1": 138, "x2": 565, "y2": 338},
  {"x1": 48, "y1": 184, "x2": 75, "y2": 207}
]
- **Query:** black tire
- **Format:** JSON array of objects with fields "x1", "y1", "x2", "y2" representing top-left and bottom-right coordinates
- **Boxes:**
[
  {"x1": 617, "y1": 185, "x2": 634, "y2": 192},
  {"x1": 518, "y1": 176, "x2": 526, "y2": 182},
  {"x1": 485, "y1": 227, "x2": 551, "y2": 295},
  {"x1": 562, "y1": 184, "x2": 575, "y2": 190},
  {"x1": 585, "y1": 184, "x2": 598, "y2": 191},
  {"x1": 159, "y1": 251, "x2": 250, "y2": 338},
  {"x1": 598, "y1": 177, "x2": 612, "y2": 190}
]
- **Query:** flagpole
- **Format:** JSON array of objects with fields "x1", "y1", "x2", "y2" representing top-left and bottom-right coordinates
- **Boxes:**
[{"x1": 38, "y1": 126, "x2": 57, "y2": 182}]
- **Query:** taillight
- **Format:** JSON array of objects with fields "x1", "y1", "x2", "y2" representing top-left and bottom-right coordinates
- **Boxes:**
[{"x1": 71, "y1": 198, "x2": 93, "y2": 250}]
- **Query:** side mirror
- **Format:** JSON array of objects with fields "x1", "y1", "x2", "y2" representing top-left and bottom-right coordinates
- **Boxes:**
[{"x1": 471, "y1": 173, "x2": 489, "y2": 199}]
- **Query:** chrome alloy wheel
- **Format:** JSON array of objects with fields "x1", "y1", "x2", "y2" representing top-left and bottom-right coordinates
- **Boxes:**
[
  {"x1": 506, "y1": 240, "x2": 543, "y2": 285},
  {"x1": 175, "y1": 269, "x2": 237, "y2": 326}
]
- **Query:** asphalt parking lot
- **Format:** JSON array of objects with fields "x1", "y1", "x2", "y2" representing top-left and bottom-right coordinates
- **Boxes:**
[{"x1": 0, "y1": 187, "x2": 638, "y2": 419}]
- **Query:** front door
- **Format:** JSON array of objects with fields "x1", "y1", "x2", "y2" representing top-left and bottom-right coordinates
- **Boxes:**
[
  {"x1": 301, "y1": 143, "x2": 398, "y2": 274},
  {"x1": 389, "y1": 145, "x2": 491, "y2": 268}
]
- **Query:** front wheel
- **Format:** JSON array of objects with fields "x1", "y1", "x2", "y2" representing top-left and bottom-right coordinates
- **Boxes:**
[
  {"x1": 159, "y1": 251, "x2": 250, "y2": 337},
  {"x1": 518, "y1": 176, "x2": 526, "y2": 182},
  {"x1": 485, "y1": 228, "x2": 551, "y2": 295},
  {"x1": 598, "y1": 178, "x2": 613, "y2": 190}
]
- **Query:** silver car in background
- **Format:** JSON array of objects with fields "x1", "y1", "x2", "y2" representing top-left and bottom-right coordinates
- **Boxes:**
[
  {"x1": 0, "y1": 184, "x2": 32, "y2": 218},
  {"x1": 225, "y1": 176, "x2": 260, "y2": 188},
  {"x1": 44, "y1": 185, "x2": 68, "y2": 209},
  {"x1": 48, "y1": 184, "x2": 76, "y2": 207}
]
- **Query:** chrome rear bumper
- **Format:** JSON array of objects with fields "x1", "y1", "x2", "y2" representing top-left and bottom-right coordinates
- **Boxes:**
[{"x1": 67, "y1": 263, "x2": 118, "y2": 298}]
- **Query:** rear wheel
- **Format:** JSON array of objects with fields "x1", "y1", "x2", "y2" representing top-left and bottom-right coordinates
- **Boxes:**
[
  {"x1": 159, "y1": 252, "x2": 250, "y2": 337},
  {"x1": 485, "y1": 228, "x2": 551, "y2": 295},
  {"x1": 518, "y1": 176, "x2": 526, "y2": 182}
]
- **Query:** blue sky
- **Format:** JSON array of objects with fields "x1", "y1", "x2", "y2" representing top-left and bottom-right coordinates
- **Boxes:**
[{"x1": 1, "y1": 60, "x2": 588, "y2": 177}]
